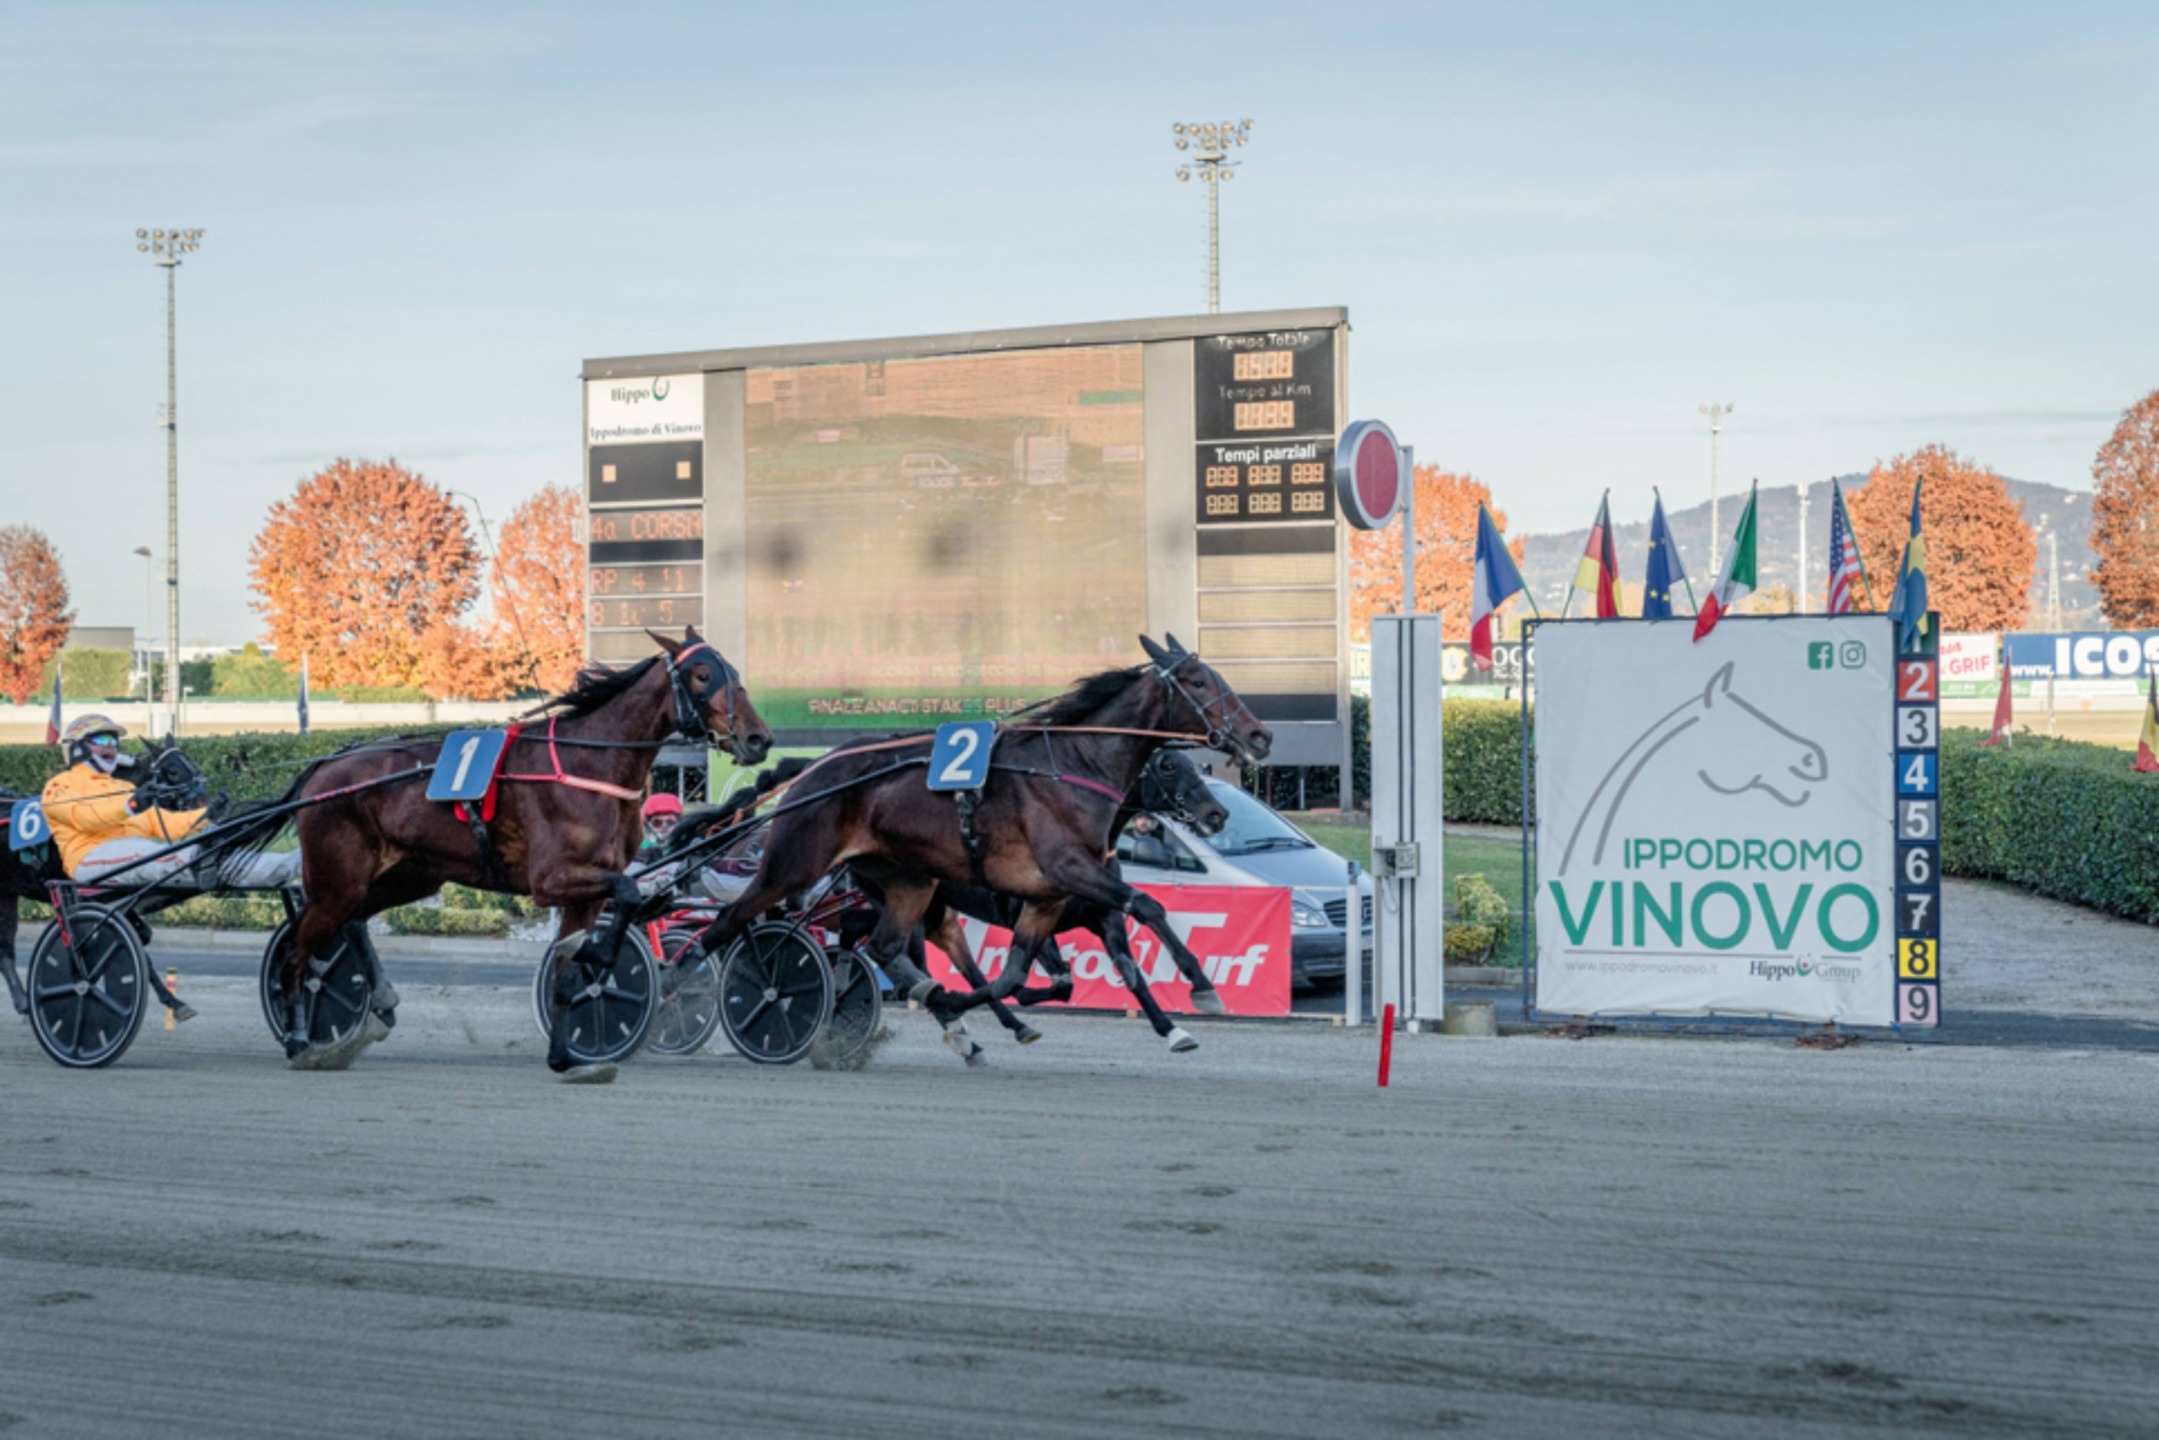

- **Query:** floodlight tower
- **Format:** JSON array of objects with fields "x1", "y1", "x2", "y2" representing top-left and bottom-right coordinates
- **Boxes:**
[
  {"x1": 1699, "y1": 402, "x2": 1733, "y2": 573},
  {"x1": 136, "y1": 226, "x2": 204, "y2": 737},
  {"x1": 1172, "y1": 119, "x2": 1253, "y2": 314}
]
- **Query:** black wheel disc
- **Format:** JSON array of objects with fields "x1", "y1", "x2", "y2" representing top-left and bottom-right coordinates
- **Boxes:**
[
  {"x1": 538, "y1": 923, "x2": 659, "y2": 1066},
  {"x1": 820, "y1": 949, "x2": 885, "y2": 1066},
  {"x1": 27, "y1": 906, "x2": 150, "y2": 1069},
  {"x1": 649, "y1": 924, "x2": 724, "y2": 1056},
  {"x1": 718, "y1": 923, "x2": 832, "y2": 1065},
  {"x1": 258, "y1": 918, "x2": 375, "y2": 1051}
]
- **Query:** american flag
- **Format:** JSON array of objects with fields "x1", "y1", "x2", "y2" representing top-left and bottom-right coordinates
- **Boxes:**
[{"x1": 1825, "y1": 480, "x2": 1869, "y2": 614}]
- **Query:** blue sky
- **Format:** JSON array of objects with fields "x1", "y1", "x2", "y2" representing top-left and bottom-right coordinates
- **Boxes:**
[{"x1": 3, "y1": 1, "x2": 2153, "y2": 643}]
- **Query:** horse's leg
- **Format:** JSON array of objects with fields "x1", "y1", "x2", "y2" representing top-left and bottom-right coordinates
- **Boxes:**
[
  {"x1": 1122, "y1": 882, "x2": 1227, "y2": 1016},
  {"x1": 691, "y1": 810, "x2": 847, "y2": 960},
  {"x1": 924, "y1": 900, "x2": 1039, "y2": 1045},
  {"x1": 0, "y1": 894, "x2": 25, "y2": 1016},
  {"x1": 854, "y1": 879, "x2": 986, "y2": 1065},
  {"x1": 1091, "y1": 905, "x2": 1197, "y2": 1051},
  {"x1": 541, "y1": 899, "x2": 615, "y2": 1079},
  {"x1": 277, "y1": 832, "x2": 379, "y2": 1069}
]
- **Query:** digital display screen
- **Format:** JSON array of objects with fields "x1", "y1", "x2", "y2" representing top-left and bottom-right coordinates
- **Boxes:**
[
  {"x1": 587, "y1": 441, "x2": 702, "y2": 506},
  {"x1": 589, "y1": 596, "x2": 705, "y2": 629},
  {"x1": 589, "y1": 563, "x2": 699, "y2": 597},
  {"x1": 586, "y1": 505, "x2": 703, "y2": 566},
  {"x1": 742, "y1": 346, "x2": 1148, "y2": 728},
  {"x1": 1194, "y1": 330, "x2": 1334, "y2": 443},
  {"x1": 1193, "y1": 440, "x2": 1335, "y2": 525}
]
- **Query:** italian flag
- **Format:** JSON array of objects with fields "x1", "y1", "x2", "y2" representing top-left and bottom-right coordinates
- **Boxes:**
[
  {"x1": 2136, "y1": 666, "x2": 2159, "y2": 774},
  {"x1": 1692, "y1": 483, "x2": 1758, "y2": 643}
]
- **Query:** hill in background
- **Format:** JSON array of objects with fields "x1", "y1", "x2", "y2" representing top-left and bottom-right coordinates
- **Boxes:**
[{"x1": 1517, "y1": 477, "x2": 2097, "y2": 628}]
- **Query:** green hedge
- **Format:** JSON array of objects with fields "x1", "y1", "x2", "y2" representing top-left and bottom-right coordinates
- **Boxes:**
[
  {"x1": 1246, "y1": 694, "x2": 1531, "y2": 822},
  {"x1": 0, "y1": 725, "x2": 450, "y2": 803},
  {"x1": 41, "y1": 648, "x2": 136, "y2": 700},
  {"x1": 1938, "y1": 728, "x2": 2159, "y2": 924}
]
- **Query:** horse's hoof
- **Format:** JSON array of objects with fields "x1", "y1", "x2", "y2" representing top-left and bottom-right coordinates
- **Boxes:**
[
  {"x1": 559, "y1": 1063, "x2": 619, "y2": 1085},
  {"x1": 373, "y1": 977, "x2": 400, "y2": 1011},
  {"x1": 943, "y1": 1029, "x2": 986, "y2": 1067},
  {"x1": 363, "y1": 1012, "x2": 392, "y2": 1045},
  {"x1": 1189, "y1": 988, "x2": 1227, "y2": 1016},
  {"x1": 169, "y1": 1002, "x2": 199, "y2": 1024},
  {"x1": 1167, "y1": 1026, "x2": 1199, "y2": 1054},
  {"x1": 547, "y1": 931, "x2": 589, "y2": 964},
  {"x1": 287, "y1": 1029, "x2": 370, "y2": 1072},
  {"x1": 1014, "y1": 1023, "x2": 1043, "y2": 1045}
]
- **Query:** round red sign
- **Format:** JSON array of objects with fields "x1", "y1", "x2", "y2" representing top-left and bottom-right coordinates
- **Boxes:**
[{"x1": 1334, "y1": 419, "x2": 1404, "y2": 529}]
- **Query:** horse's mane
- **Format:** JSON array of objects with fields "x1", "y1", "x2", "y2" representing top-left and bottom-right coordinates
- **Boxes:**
[
  {"x1": 669, "y1": 756, "x2": 811, "y2": 853},
  {"x1": 522, "y1": 655, "x2": 664, "y2": 720},
  {"x1": 1030, "y1": 665, "x2": 1146, "y2": 727}
]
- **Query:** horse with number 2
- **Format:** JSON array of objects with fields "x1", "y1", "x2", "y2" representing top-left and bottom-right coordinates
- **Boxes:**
[{"x1": 693, "y1": 634, "x2": 1272, "y2": 1058}]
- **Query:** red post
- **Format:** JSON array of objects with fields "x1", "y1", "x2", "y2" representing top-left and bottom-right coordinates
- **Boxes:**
[{"x1": 1378, "y1": 1002, "x2": 1395, "y2": 1087}]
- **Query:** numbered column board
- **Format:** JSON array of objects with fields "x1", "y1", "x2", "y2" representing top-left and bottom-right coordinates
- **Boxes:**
[
  {"x1": 586, "y1": 373, "x2": 708, "y2": 663},
  {"x1": 1532, "y1": 615, "x2": 1940, "y2": 1028}
]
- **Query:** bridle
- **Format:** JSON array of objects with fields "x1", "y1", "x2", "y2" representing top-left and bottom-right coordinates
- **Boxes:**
[
  {"x1": 1151, "y1": 654, "x2": 1249, "y2": 759},
  {"x1": 665, "y1": 642, "x2": 747, "y2": 751},
  {"x1": 1140, "y1": 750, "x2": 1221, "y2": 832}
]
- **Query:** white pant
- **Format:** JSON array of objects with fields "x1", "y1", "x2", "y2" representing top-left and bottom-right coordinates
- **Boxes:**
[{"x1": 76, "y1": 837, "x2": 302, "y2": 892}]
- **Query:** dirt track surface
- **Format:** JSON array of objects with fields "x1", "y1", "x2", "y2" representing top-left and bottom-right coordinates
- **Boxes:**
[{"x1": 3, "y1": 984, "x2": 2156, "y2": 1438}]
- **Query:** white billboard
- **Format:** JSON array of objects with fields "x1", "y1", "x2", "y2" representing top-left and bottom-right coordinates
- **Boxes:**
[
  {"x1": 1534, "y1": 616, "x2": 1901, "y2": 1025},
  {"x1": 585, "y1": 372, "x2": 704, "y2": 446}
]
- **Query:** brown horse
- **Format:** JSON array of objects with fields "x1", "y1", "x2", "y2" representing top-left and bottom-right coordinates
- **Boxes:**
[
  {"x1": 275, "y1": 628, "x2": 772, "y2": 1076},
  {"x1": 694, "y1": 635, "x2": 1270, "y2": 1050}
]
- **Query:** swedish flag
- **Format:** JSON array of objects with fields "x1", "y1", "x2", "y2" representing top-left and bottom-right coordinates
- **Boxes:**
[{"x1": 1886, "y1": 476, "x2": 1929, "y2": 651}]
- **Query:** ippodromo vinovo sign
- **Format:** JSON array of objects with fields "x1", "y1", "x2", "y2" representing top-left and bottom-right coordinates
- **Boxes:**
[{"x1": 1532, "y1": 615, "x2": 1940, "y2": 1028}]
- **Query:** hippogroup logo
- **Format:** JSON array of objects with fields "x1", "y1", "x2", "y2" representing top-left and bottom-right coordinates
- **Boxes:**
[{"x1": 588, "y1": 372, "x2": 704, "y2": 445}]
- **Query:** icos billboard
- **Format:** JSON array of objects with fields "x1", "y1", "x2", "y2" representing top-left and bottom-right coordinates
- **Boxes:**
[{"x1": 1533, "y1": 616, "x2": 1937, "y2": 1028}]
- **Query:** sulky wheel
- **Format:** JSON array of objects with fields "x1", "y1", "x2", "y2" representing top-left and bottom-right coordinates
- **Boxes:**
[
  {"x1": 534, "y1": 923, "x2": 659, "y2": 1066},
  {"x1": 648, "y1": 923, "x2": 724, "y2": 1057},
  {"x1": 819, "y1": 948, "x2": 886, "y2": 1067},
  {"x1": 26, "y1": 905, "x2": 150, "y2": 1069},
  {"x1": 717, "y1": 922, "x2": 832, "y2": 1065},
  {"x1": 257, "y1": 918, "x2": 376, "y2": 1053}
]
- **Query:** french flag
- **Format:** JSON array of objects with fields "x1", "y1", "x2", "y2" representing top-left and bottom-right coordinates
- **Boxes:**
[{"x1": 1470, "y1": 504, "x2": 1527, "y2": 670}]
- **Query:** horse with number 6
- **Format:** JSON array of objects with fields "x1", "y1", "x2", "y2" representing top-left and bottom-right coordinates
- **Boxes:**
[
  {"x1": 692, "y1": 634, "x2": 1271, "y2": 1057},
  {"x1": 273, "y1": 628, "x2": 772, "y2": 1079}
]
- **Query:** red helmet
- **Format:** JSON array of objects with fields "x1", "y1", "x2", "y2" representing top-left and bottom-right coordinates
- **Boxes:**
[{"x1": 642, "y1": 792, "x2": 684, "y2": 821}]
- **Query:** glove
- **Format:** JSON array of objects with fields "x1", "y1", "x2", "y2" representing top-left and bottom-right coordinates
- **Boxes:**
[{"x1": 205, "y1": 792, "x2": 231, "y2": 822}]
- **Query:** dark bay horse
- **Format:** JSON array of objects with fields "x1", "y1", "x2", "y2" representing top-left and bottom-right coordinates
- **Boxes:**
[
  {"x1": 276, "y1": 628, "x2": 772, "y2": 1076},
  {"x1": 919, "y1": 745, "x2": 1233, "y2": 1058},
  {"x1": 694, "y1": 635, "x2": 1270, "y2": 1047}
]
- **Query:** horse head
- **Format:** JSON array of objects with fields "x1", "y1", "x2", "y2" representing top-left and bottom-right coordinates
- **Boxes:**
[
  {"x1": 648, "y1": 627, "x2": 774, "y2": 765},
  {"x1": 1694, "y1": 662, "x2": 1828, "y2": 807},
  {"x1": 1139, "y1": 749, "x2": 1229, "y2": 837},
  {"x1": 1139, "y1": 633, "x2": 1273, "y2": 762}
]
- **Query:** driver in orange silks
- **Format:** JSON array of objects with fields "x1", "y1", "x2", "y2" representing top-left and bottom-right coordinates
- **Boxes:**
[{"x1": 41, "y1": 715, "x2": 296, "y2": 890}]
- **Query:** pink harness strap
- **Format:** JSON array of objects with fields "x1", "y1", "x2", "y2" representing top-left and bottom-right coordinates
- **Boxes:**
[{"x1": 488, "y1": 718, "x2": 645, "y2": 806}]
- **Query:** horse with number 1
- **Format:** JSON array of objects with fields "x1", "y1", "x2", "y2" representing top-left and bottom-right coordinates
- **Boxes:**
[{"x1": 273, "y1": 628, "x2": 772, "y2": 1080}]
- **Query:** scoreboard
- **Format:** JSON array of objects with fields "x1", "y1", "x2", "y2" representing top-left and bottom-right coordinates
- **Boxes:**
[{"x1": 582, "y1": 308, "x2": 1353, "y2": 775}]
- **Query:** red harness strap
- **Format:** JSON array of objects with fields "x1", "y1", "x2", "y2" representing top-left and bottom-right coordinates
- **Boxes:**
[
  {"x1": 453, "y1": 723, "x2": 521, "y2": 825},
  {"x1": 496, "y1": 717, "x2": 644, "y2": 803}
]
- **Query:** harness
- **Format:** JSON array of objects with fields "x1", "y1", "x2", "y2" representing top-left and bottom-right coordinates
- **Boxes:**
[{"x1": 448, "y1": 643, "x2": 741, "y2": 889}]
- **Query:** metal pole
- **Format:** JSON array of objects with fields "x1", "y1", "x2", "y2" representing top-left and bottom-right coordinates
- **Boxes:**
[
  {"x1": 163, "y1": 257, "x2": 180, "y2": 738},
  {"x1": 1206, "y1": 166, "x2": 1220, "y2": 314},
  {"x1": 1399, "y1": 444, "x2": 1416, "y2": 617},
  {"x1": 1700, "y1": 403, "x2": 1732, "y2": 574},
  {"x1": 1796, "y1": 481, "x2": 1810, "y2": 613},
  {"x1": 1173, "y1": 120, "x2": 1249, "y2": 316}
]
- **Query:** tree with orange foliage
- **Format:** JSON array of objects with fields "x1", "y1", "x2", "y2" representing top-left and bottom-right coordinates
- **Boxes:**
[
  {"x1": 0, "y1": 526, "x2": 75, "y2": 704},
  {"x1": 1349, "y1": 467, "x2": 1521, "y2": 641},
  {"x1": 488, "y1": 485, "x2": 585, "y2": 693},
  {"x1": 249, "y1": 459, "x2": 482, "y2": 691},
  {"x1": 2090, "y1": 389, "x2": 2159, "y2": 627},
  {"x1": 1845, "y1": 446, "x2": 2034, "y2": 632},
  {"x1": 414, "y1": 618, "x2": 515, "y2": 702}
]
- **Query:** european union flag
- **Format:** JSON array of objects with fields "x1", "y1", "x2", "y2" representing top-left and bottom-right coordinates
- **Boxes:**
[
  {"x1": 1887, "y1": 476, "x2": 1929, "y2": 651},
  {"x1": 1642, "y1": 491, "x2": 1688, "y2": 619}
]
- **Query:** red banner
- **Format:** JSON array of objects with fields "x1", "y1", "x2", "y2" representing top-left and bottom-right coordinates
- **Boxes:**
[{"x1": 924, "y1": 884, "x2": 1292, "y2": 1017}]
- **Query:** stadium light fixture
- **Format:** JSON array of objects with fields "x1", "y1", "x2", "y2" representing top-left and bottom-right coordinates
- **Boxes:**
[
  {"x1": 1172, "y1": 119, "x2": 1253, "y2": 314},
  {"x1": 136, "y1": 227, "x2": 205, "y2": 738}
]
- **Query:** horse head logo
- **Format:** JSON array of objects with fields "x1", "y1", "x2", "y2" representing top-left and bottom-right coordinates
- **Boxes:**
[{"x1": 1557, "y1": 662, "x2": 1828, "y2": 875}]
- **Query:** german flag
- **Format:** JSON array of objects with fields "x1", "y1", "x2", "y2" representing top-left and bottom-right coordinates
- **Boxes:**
[
  {"x1": 2136, "y1": 666, "x2": 2159, "y2": 774},
  {"x1": 1566, "y1": 492, "x2": 1620, "y2": 619}
]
